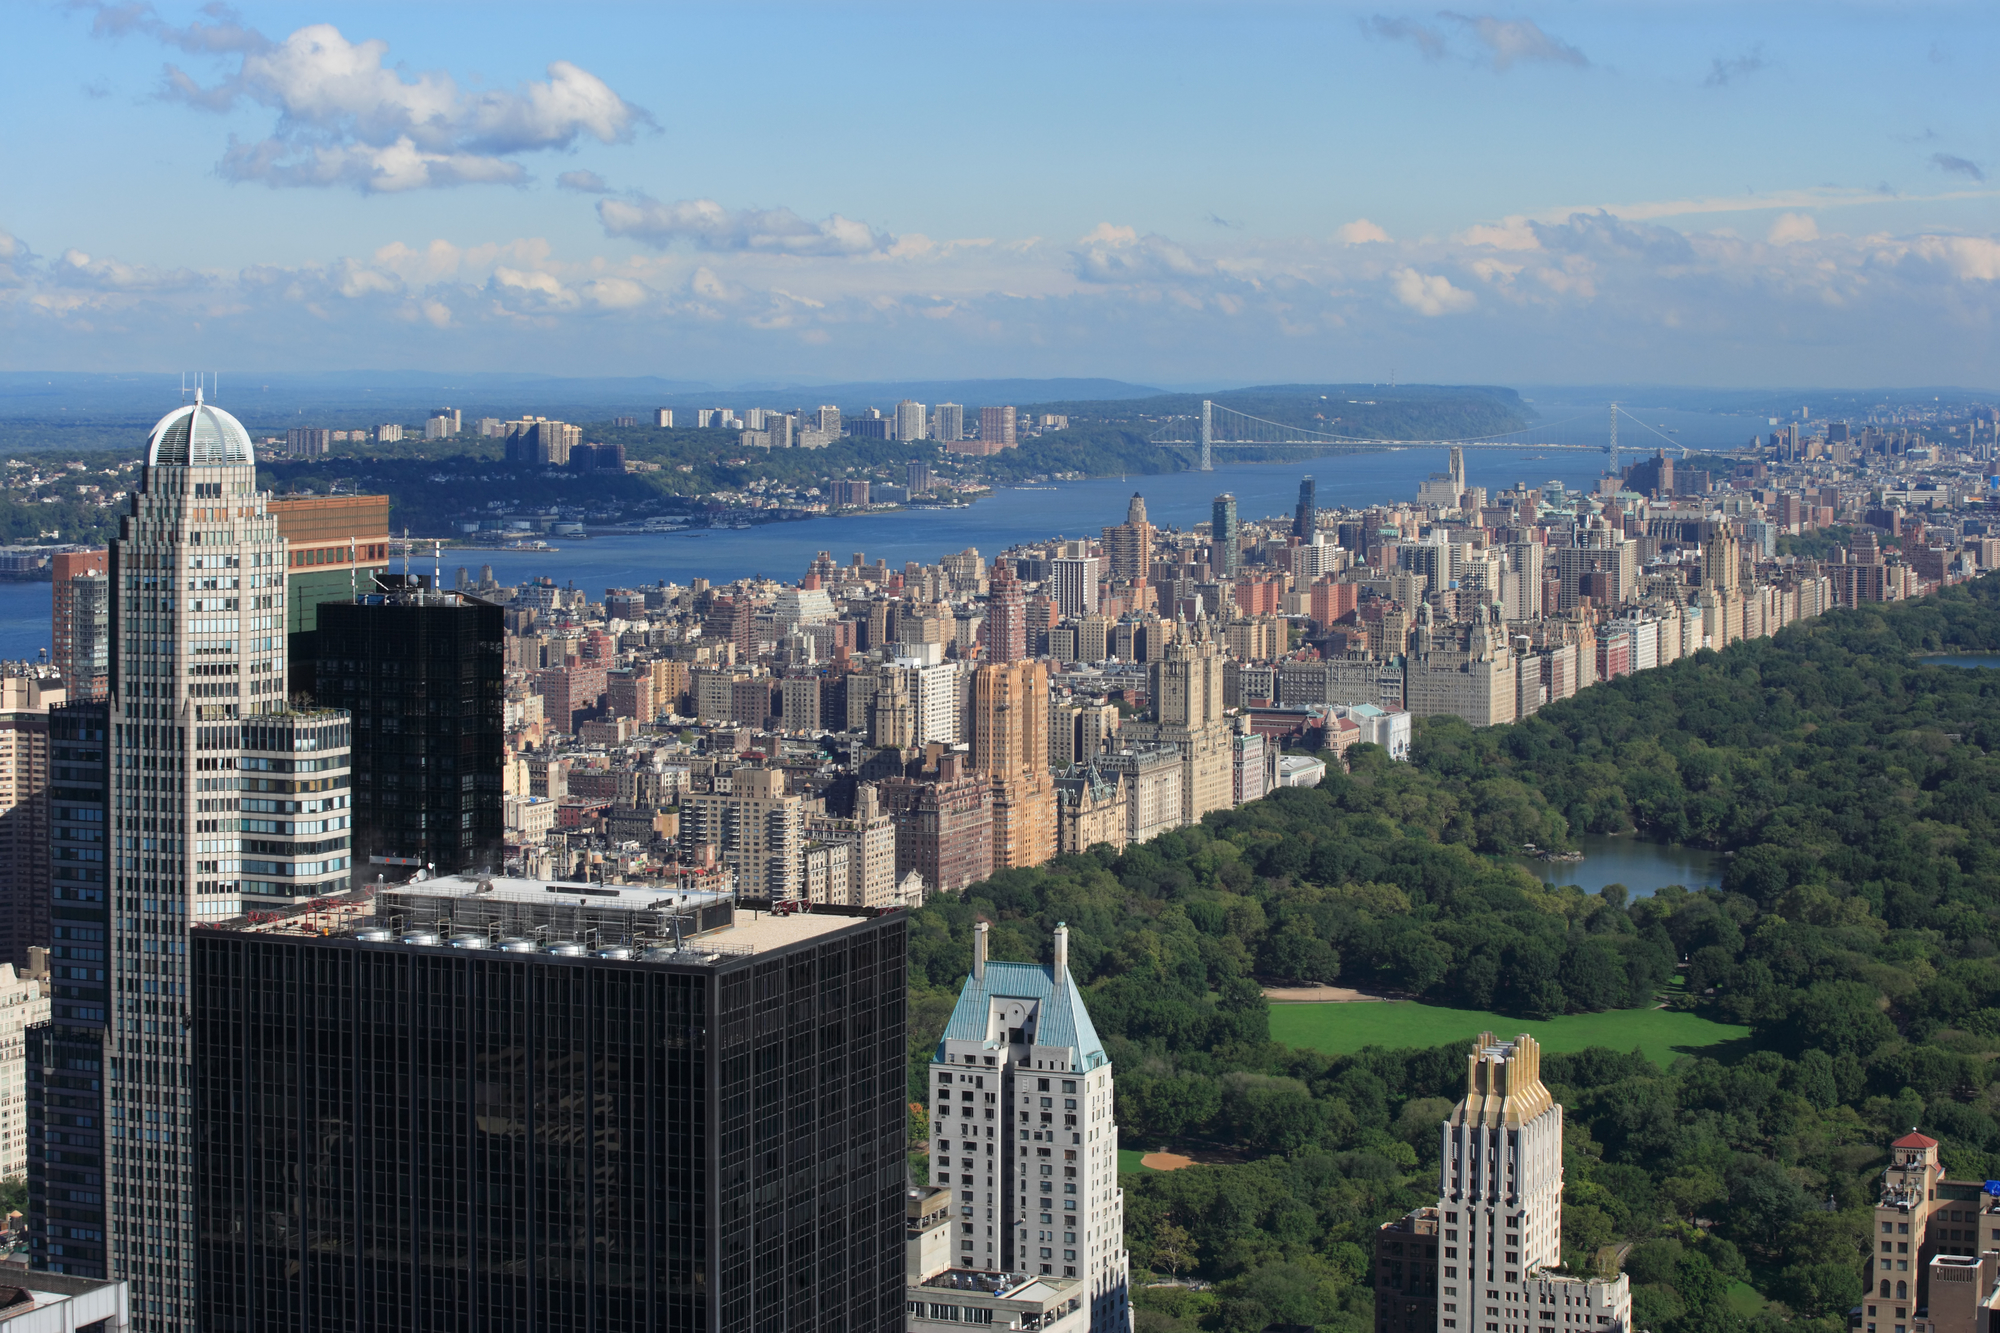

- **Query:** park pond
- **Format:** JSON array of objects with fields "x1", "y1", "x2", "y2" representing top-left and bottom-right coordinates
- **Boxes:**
[
  {"x1": 1919, "y1": 654, "x2": 2000, "y2": 669},
  {"x1": 1516, "y1": 833, "x2": 1724, "y2": 900}
]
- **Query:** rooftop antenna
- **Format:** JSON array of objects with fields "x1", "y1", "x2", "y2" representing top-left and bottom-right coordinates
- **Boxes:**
[
  {"x1": 402, "y1": 527, "x2": 410, "y2": 584},
  {"x1": 433, "y1": 539, "x2": 441, "y2": 597}
]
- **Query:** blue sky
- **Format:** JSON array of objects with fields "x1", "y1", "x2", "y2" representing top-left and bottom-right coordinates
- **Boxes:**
[{"x1": 4, "y1": 1, "x2": 1997, "y2": 387}]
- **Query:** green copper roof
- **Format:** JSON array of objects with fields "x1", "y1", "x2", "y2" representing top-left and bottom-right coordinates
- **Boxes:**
[{"x1": 938, "y1": 959, "x2": 1108, "y2": 1071}]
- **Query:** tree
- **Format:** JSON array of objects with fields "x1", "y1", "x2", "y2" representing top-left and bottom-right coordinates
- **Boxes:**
[{"x1": 1153, "y1": 1220, "x2": 1198, "y2": 1280}]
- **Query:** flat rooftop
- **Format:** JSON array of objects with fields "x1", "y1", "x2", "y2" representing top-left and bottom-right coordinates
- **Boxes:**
[
  {"x1": 205, "y1": 875, "x2": 887, "y2": 961},
  {"x1": 916, "y1": 1269, "x2": 1079, "y2": 1305}
]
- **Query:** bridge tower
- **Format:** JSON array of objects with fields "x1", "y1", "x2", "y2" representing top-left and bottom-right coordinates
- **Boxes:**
[
  {"x1": 1608, "y1": 401, "x2": 1619, "y2": 477},
  {"x1": 1200, "y1": 400, "x2": 1213, "y2": 472}
]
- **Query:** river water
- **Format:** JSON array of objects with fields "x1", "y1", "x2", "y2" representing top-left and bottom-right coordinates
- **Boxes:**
[
  {"x1": 1919, "y1": 654, "x2": 2000, "y2": 669},
  {"x1": 0, "y1": 443, "x2": 1621, "y2": 661}
]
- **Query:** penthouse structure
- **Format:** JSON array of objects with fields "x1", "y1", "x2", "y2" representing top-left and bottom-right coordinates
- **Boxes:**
[{"x1": 190, "y1": 874, "x2": 908, "y2": 1333}]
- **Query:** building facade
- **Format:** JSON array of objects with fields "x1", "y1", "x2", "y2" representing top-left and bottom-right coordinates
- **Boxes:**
[
  {"x1": 0, "y1": 673, "x2": 64, "y2": 970},
  {"x1": 190, "y1": 877, "x2": 908, "y2": 1333},
  {"x1": 312, "y1": 584, "x2": 505, "y2": 880},
  {"x1": 926, "y1": 924, "x2": 1131, "y2": 1332},
  {"x1": 96, "y1": 392, "x2": 340, "y2": 1326},
  {"x1": 1434, "y1": 1033, "x2": 1630, "y2": 1333},
  {"x1": 52, "y1": 550, "x2": 111, "y2": 702}
]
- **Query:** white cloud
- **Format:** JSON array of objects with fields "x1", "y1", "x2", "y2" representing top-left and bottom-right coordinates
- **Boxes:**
[
  {"x1": 90, "y1": 11, "x2": 647, "y2": 192},
  {"x1": 598, "y1": 196, "x2": 893, "y2": 256},
  {"x1": 1337, "y1": 219, "x2": 1391, "y2": 245},
  {"x1": 558, "y1": 169, "x2": 613, "y2": 194},
  {"x1": 1070, "y1": 224, "x2": 1209, "y2": 283},
  {"x1": 6, "y1": 206, "x2": 2000, "y2": 386},
  {"x1": 1368, "y1": 12, "x2": 1587, "y2": 71},
  {"x1": 1768, "y1": 212, "x2": 1819, "y2": 244},
  {"x1": 1390, "y1": 267, "x2": 1477, "y2": 315},
  {"x1": 1444, "y1": 13, "x2": 1588, "y2": 70}
]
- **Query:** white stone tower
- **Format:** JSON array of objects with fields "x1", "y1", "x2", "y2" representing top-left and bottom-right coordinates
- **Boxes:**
[{"x1": 928, "y1": 921, "x2": 1132, "y2": 1331}]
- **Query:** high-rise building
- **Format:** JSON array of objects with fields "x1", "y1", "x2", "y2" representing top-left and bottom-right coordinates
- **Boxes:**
[
  {"x1": 925, "y1": 922, "x2": 1131, "y2": 1331},
  {"x1": 979, "y1": 406, "x2": 1017, "y2": 448},
  {"x1": 88, "y1": 391, "x2": 357, "y2": 1325},
  {"x1": 1374, "y1": 1208, "x2": 1439, "y2": 1333},
  {"x1": 908, "y1": 461, "x2": 935, "y2": 494},
  {"x1": 1049, "y1": 551, "x2": 1101, "y2": 620},
  {"x1": 679, "y1": 765, "x2": 805, "y2": 899},
  {"x1": 312, "y1": 582, "x2": 505, "y2": 880},
  {"x1": 896, "y1": 399, "x2": 929, "y2": 442},
  {"x1": 817, "y1": 404, "x2": 844, "y2": 436},
  {"x1": 970, "y1": 659, "x2": 1054, "y2": 871},
  {"x1": 52, "y1": 550, "x2": 110, "y2": 702},
  {"x1": 0, "y1": 671, "x2": 65, "y2": 970},
  {"x1": 501, "y1": 417, "x2": 580, "y2": 466},
  {"x1": 27, "y1": 697, "x2": 110, "y2": 1280},
  {"x1": 268, "y1": 493, "x2": 393, "y2": 695},
  {"x1": 190, "y1": 874, "x2": 908, "y2": 1333},
  {"x1": 1293, "y1": 475, "x2": 1317, "y2": 539},
  {"x1": 1210, "y1": 495, "x2": 1239, "y2": 578},
  {"x1": 1433, "y1": 1033, "x2": 1631, "y2": 1333},
  {"x1": 985, "y1": 560, "x2": 1027, "y2": 664},
  {"x1": 1103, "y1": 494, "x2": 1152, "y2": 586},
  {"x1": 0, "y1": 962, "x2": 50, "y2": 1181},
  {"x1": 933, "y1": 403, "x2": 964, "y2": 443},
  {"x1": 653, "y1": 407, "x2": 674, "y2": 427}
]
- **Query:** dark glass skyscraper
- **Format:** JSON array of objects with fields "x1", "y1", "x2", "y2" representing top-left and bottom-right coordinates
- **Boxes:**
[
  {"x1": 1293, "y1": 475, "x2": 1317, "y2": 539},
  {"x1": 29, "y1": 698, "x2": 111, "y2": 1280},
  {"x1": 312, "y1": 581, "x2": 504, "y2": 878},
  {"x1": 1210, "y1": 494, "x2": 1239, "y2": 579},
  {"x1": 191, "y1": 877, "x2": 909, "y2": 1333}
]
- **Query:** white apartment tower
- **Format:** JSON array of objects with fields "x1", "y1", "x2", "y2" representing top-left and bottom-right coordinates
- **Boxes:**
[
  {"x1": 103, "y1": 392, "x2": 352, "y2": 1328},
  {"x1": 1437, "y1": 1033, "x2": 1630, "y2": 1333},
  {"x1": 927, "y1": 923, "x2": 1132, "y2": 1332},
  {"x1": 896, "y1": 399, "x2": 930, "y2": 442}
]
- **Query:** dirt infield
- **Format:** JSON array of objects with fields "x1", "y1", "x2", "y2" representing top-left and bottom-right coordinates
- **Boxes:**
[
  {"x1": 1261, "y1": 985, "x2": 1397, "y2": 1003},
  {"x1": 1139, "y1": 1152, "x2": 1198, "y2": 1171}
]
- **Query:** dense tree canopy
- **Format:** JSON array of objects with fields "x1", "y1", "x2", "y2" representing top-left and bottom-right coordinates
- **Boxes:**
[{"x1": 906, "y1": 578, "x2": 2000, "y2": 1333}]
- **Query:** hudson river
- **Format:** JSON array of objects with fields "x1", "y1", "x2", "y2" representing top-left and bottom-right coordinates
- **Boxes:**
[{"x1": 0, "y1": 440, "x2": 1671, "y2": 662}]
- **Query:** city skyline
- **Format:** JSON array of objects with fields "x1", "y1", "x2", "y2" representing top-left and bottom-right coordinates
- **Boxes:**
[{"x1": 2, "y1": 3, "x2": 1997, "y2": 384}]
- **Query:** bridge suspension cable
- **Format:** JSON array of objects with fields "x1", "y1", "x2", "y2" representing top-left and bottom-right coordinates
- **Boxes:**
[{"x1": 1147, "y1": 399, "x2": 1651, "y2": 471}]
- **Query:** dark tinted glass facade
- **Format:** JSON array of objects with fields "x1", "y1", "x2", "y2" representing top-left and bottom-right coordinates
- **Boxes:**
[
  {"x1": 311, "y1": 591, "x2": 504, "y2": 878},
  {"x1": 191, "y1": 914, "x2": 907, "y2": 1333},
  {"x1": 29, "y1": 699, "x2": 111, "y2": 1278}
]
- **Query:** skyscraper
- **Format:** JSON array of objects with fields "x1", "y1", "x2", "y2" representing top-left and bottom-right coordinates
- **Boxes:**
[
  {"x1": 1434, "y1": 1033, "x2": 1631, "y2": 1333},
  {"x1": 28, "y1": 697, "x2": 111, "y2": 1281},
  {"x1": 926, "y1": 922, "x2": 1131, "y2": 1331},
  {"x1": 1210, "y1": 494, "x2": 1239, "y2": 579},
  {"x1": 895, "y1": 399, "x2": 929, "y2": 442},
  {"x1": 1103, "y1": 494, "x2": 1152, "y2": 585},
  {"x1": 191, "y1": 875, "x2": 909, "y2": 1333},
  {"x1": 978, "y1": 406, "x2": 1017, "y2": 448},
  {"x1": 1293, "y1": 475, "x2": 1317, "y2": 539},
  {"x1": 970, "y1": 658, "x2": 1054, "y2": 871},
  {"x1": 933, "y1": 402, "x2": 964, "y2": 443},
  {"x1": 90, "y1": 391, "x2": 352, "y2": 1327},
  {"x1": 0, "y1": 671, "x2": 65, "y2": 970},
  {"x1": 1048, "y1": 549, "x2": 1101, "y2": 620},
  {"x1": 985, "y1": 560, "x2": 1027, "y2": 664},
  {"x1": 312, "y1": 581, "x2": 505, "y2": 879},
  {"x1": 51, "y1": 550, "x2": 110, "y2": 701}
]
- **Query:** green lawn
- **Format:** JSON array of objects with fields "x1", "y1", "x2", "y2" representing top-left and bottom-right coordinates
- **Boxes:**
[
  {"x1": 1119, "y1": 1148, "x2": 1148, "y2": 1174},
  {"x1": 1269, "y1": 1000, "x2": 1748, "y2": 1067},
  {"x1": 1725, "y1": 1282, "x2": 1767, "y2": 1317}
]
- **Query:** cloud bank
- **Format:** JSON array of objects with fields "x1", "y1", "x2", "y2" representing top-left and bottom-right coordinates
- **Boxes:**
[
  {"x1": 79, "y1": 4, "x2": 648, "y2": 192},
  {"x1": 6, "y1": 194, "x2": 2000, "y2": 385}
]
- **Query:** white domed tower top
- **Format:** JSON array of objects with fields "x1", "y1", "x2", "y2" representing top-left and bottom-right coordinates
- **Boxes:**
[{"x1": 145, "y1": 388, "x2": 254, "y2": 467}]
